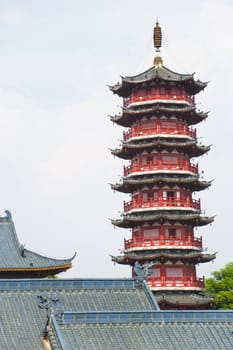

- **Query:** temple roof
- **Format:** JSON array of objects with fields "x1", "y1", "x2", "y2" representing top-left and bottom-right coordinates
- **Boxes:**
[
  {"x1": 156, "y1": 292, "x2": 214, "y2": 308},
  {"x1": 111, "y1": 106, "x2": 208, "y2": 127},
  {"x1": 111, "y1": 140, "x2": 210, "y2": 159},
  {"x1": 112, "y1": 175, "x2": 212, "y2": 193},
  {"x1": 111, "y1": 251, "x2": 216, "y2": 265},
  {"x1": 0, "y1": 211, "x2": 74, "y2": 278},
  {"x1": 112, "y1": 212, "x2": 215, "y2": 228},
  {"x1": 0, "y1": 278, "x2": 233, "y2": 349},
  {"x1": 49, "y1": 312, "x2": 233, "y2": 349},
  {"x1": 0, "y1": 278, "x2": 158, "y2": 349},
  {"x1": 110, "y1": 66, "x2": 207, "y2": 97}
]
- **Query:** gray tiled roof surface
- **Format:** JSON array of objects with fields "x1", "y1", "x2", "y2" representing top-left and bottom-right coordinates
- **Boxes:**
[
  {"x1": 54, "y1": 321, "x2": 233, "y2": 350},
  {"x1": 123, "y1": 66, "x2": 194, "y2": 83},
  {"x1": 0, "y1": 278, "x2": 157, "y2": 349},
  {"x1": 0, "y1": 215, "x2": 73, "y2": 269},
  {"x1": 0, "y1": 279, "x2": 233, "y2": 349}
]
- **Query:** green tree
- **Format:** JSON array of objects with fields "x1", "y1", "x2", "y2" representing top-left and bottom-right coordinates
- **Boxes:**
[{"x1": 205, "y1": 262, "x2": 233, "y2": 309}]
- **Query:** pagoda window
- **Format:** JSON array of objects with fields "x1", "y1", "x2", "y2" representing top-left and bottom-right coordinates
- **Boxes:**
[
  {"x1": 143, "y1": 191, "x2": 158, "y2": 201},
  {"x1": 170, "y1": 87, "x2": 181, "y2": 97},
  {"x1": 165, "y1": 227, "x2": 182, "y2": 239},
  {"x1": 160, "y1": 87, "x2": 166, "y2": 95},
  {"x1": 142, "y1": 157, "x2": 147, "y2": 166},
  {"x1": 132, "y1": 230, "x2": 140, "y2": 241},
  {"x1": 147, "y1": 192, "x2": 154, "y2": 201},
  {"x1": 151, "y1": 87, "x2": 157, "y2": 95},
  {"x1": 141, "y1": 120, "x2": 156, "y2": 129},
  {"x1": 143, "y1": 228, "x2": 159, "y2": 239},
  {"x1": 162, "y1": 154, "x2": 178, "y2": 165},
  {"x1": 167, "y1": 191, "x2": 175, "y2": 200},
  {"x1": 160, "y1": 119, "x2": 176, "y2": 129},
  {"x1": 146, "y1": 156, "x2": 153, "y2": 165},
  {"x1": 166, "y1": 266, "x2": 183, "y2": 277},
  {"x1": 152, "y1": 267, "x2": 161, "y2": 277},
  {"x1": 168, "y1": 228, "x2": 176, "y2": 238},
  {"x1": 141, "y1": 155, "x2": 157, "y2": 166}
]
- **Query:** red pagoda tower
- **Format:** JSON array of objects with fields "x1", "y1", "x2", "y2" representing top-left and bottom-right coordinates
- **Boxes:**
[{"x1": 110, "y1": 22, "x2": 216, "y2": 309}]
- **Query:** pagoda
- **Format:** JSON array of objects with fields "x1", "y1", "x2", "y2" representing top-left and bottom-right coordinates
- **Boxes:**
[{"x1": 110, "y1": 22, "x2": 216, "y2": 309}]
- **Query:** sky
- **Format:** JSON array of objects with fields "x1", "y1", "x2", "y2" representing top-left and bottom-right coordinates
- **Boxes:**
[{"x1": 0, "y1": 0, "x2": 232, "y2": 279}]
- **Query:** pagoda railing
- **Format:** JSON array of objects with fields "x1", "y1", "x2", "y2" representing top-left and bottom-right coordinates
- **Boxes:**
[
  {"x1": 124, "y1": 198, "x2": 201, "y2": 212},
  {"x1": 123, "y1": 93, "x2": 194, "y2": 108},
  {"x1": 124, "y1": 236, "x2": 202, "y2": 250},
  {"x1": 123, "y1": 125, "x2": 196, "y2": 141},
  {"x1": 146, "y1": 276, "x2": 204, "y2": 289},
  {"x1": 124, "y1": 162, "x2": 198, "y2": 176}
]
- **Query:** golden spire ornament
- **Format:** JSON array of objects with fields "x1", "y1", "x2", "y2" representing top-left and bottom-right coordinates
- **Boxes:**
[
  {"x1": 153, "y1": 20, "x2": 163, "y2": 68},
  {"x1": 153, "y1": 20, "x2": 162, "y2": 51}
]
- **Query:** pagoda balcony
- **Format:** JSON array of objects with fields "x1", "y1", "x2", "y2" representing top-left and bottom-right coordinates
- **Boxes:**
[
  {"x1": 123, "y1": 125, "x2": 196, "y2": 141},
  {"x1": 146, "y1": 276, "x2": 204, "y2": 289},
  {"x1": 124, "y1": 162, "x2": 198, "y2": 177},
  {"x1": 124, "y1": 198, "x2": 201, "y2": 212},
  {"x1": 124, "y1": 236, "x2": 202, "y2": 250},
  {"x1": 123, "y1": 93, "x2": 194, "y2": 108}
]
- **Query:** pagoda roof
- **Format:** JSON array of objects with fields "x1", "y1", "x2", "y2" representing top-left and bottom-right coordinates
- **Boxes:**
[
  {"x1": 112, "y1": 176, "x2": 212, "y2": 193},
  {"x1": 0, "y1": 211, "x2": 74, "y2": 278},
  {"x1": 112, "y1": 212, "x2": 214, "y2": 228},
  {"x1": 111, "y1": 251, "x2": 216, "y2": 265},
  {"x1": 110, "y1": 66, "x2": 207, "y2": 97},
  {"x1": 156, "y1": 292, "x2": 213, "y2": 308},
  {"x1": 111, "y1": 106, "x2": 208, "y2": 127},
  {"x1": 111, "y1": 140, "x2": 210, "y2": 159}
]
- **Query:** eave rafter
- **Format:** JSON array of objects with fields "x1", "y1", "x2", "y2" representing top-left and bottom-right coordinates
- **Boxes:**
[
  {"x1": 111, "y1": 251, "x2": 216, "y2": 265},
  {"x1": 111, "y1": 176, "x2": 212, "y2": 193},
  {"x1": 111, "y1": 140, "x2": 210, "y2": 159},
  {"x1": 110, "y1": 106, "x2": 208, "y2": 127},
  {"x1": 111, "y1": 213, "x2": 215, "y2": 228}
]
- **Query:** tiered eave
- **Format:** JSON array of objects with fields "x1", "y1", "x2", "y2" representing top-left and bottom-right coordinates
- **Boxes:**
[
  {"x1": 111, "y1": 107, "x2": 208, "y2": 126},
  {"x1": 110, "y1": 66, "x2": 207, "y2": 97}
]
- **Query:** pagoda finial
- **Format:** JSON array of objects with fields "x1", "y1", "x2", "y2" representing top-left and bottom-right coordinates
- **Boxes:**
[
  {"x1": 153, "y1": 20, "x2": 163, "y2": 68},
  {"x1": 153, "y1": 20, "x2": 162, "y2": 51}
]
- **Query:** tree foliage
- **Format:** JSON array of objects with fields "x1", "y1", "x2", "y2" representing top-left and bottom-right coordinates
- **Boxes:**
[{"x1": 205, "y1": 262, "x2": 233, "y2": 309}]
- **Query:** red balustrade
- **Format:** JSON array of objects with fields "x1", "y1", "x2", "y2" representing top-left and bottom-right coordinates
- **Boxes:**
[
  {"x1": 124, "y1": 198, "x2": 200, "y2": 212},
  {"x1": 123, "y1": 125, "x2": 196, "y2": 141},
  {"x1": 123, "y1": 92, "x2": 194, "y2": 107},
  {"x1": 147, "y1": 276, "x2": 204, "y2": 289},
  {"x1": 124, "y1": 236, "x2": 202, "y2": 250},
  {"x1": 124, "y1": 162, "x2": 198, "y2": 176}
]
